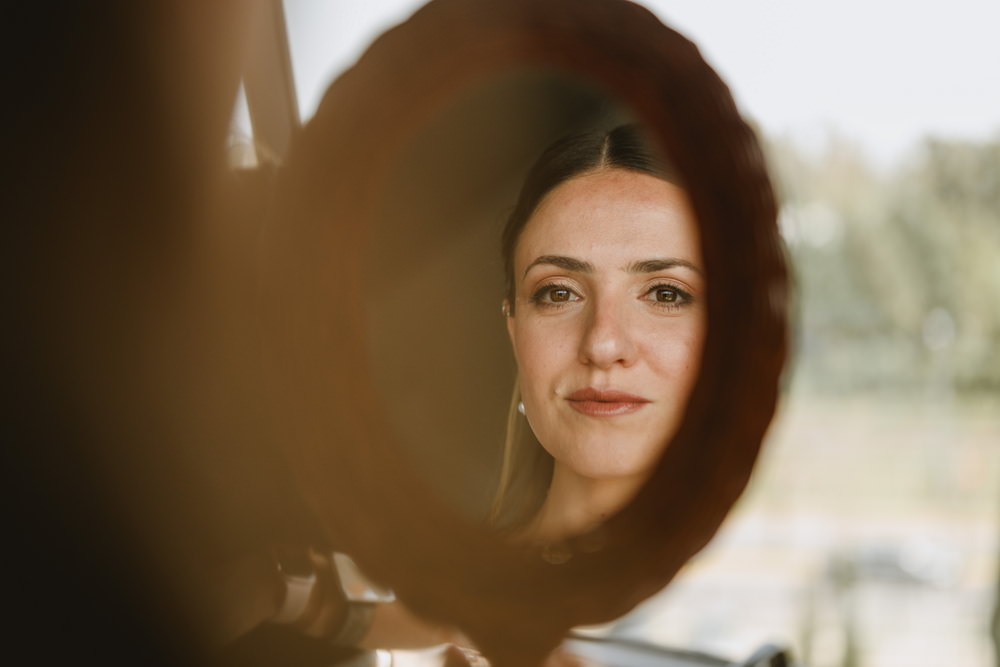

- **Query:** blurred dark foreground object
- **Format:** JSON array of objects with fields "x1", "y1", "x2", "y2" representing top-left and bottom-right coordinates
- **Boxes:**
[{"x1": 3, "y1": 2, "x2": 305, "y2": 664}]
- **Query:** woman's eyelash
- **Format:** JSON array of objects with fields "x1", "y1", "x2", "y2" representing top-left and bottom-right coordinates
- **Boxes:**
[{"x1": 527, "y1": 282, "x2": 694, "y2": 309}]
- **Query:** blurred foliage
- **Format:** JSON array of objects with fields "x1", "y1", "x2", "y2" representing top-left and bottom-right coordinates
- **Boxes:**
[{"x1": 764, "y1": 132, "x2": 1000, "y2": 396}]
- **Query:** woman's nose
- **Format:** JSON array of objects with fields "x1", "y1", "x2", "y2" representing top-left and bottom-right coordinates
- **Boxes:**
[{"x1": 578, "y1": 297, "x2": 637, "y2": 368}]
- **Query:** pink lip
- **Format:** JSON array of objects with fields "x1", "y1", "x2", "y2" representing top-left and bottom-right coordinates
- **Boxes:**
[{"x1": 566, "y1": 388, "x2": 650, "y2": 417}]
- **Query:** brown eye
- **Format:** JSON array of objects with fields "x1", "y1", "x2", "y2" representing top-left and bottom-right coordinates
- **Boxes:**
[
  {"x1": 644, "y1": 283, "x2": 693, "y2": 309},
  {"x1": 655, "y1": 287, "x2": 678, "y2": 303},
  {"x1": 550, "y1": 287, "x2": 572, "y2": 302},
  {"x1": 530, "y1": 284, "x2": 580, "y2": 307}
]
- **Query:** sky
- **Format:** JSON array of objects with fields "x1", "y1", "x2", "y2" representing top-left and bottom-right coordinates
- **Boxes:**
[{"x1": 282, "y1": 0, "x2": 1000, "y2": 167}]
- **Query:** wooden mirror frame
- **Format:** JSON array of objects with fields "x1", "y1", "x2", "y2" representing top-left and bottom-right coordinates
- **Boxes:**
[{"x1": 263, "y1": 0, "x2": 787, "y2": 663}]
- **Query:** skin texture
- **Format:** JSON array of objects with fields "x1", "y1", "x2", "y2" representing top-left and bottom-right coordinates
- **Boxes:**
[{"x1": 505, "y1": 167, "x2": 706, "y2": 541}]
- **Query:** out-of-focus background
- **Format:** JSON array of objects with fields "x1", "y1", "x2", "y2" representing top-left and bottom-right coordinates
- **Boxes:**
[{"x1": 234, "y1": 2, "x2": 1000, "y2": 665}]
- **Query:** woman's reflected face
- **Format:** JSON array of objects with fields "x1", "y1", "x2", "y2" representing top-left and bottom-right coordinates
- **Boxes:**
[{"x1": 506, "y1": 167, "x2": 706, "y2": 483}]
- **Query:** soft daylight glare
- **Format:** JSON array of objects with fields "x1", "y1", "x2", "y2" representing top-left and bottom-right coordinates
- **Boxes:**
[
  {"x1": 641, "y1": 0, "x2": 1000, "y2": 167},
  {"x1": 283, "y1": 0, "x2": 427, "y2": 120}
]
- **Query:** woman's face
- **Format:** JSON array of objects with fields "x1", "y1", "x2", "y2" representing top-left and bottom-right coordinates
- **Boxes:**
[{"x1": 506, "y1": 167, "x2": 706, "y2": 483}]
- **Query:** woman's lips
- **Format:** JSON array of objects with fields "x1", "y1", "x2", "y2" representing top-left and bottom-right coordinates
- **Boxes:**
[{"x1": 565, "y1": 388, "x2": 650, "y2": 417}]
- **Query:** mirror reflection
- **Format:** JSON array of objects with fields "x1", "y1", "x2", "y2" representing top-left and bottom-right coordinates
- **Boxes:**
[
  {"x1": 495, "y1": 124, "x2": 705, "y2": 545},
  {"x1": 364, "y1": 69, "x2": 704, "y2": 547}
]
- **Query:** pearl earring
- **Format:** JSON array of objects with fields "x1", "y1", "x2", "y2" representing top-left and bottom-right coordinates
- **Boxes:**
[{"x1": 517, "y1": 401, "x2": 526, "y2": 416}]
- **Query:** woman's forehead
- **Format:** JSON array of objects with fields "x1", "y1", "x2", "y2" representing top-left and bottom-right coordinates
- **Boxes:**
[{"x1": 516, "y1": 169, "x2": 700, "y2": 270}]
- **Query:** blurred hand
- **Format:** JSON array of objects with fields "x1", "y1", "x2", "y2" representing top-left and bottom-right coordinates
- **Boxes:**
[
  {"x1": 388, "y1": 644, "x2": 488, "y2": 667},
  {"x1": 442, "y1": 644, "x2": 491, "y2": 667}
]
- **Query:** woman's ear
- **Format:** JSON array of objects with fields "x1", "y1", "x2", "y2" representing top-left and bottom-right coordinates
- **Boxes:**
[{"x1": 503, "y1": 299, "x2": 516, "y2": 346}]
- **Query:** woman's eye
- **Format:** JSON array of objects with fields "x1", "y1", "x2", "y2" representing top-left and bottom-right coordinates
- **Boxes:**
[
  {"x1": 655, "y1": 287, "x2": 678, "y2": 303},
  {"x1": 644, "y1": 283, "x2": 692, "y2": 308},
  {"x1": 549, "y1": 287, "x2": 572, "y2": 302},
  {"x1": 530, "y1": 284, "x2": 580, "y2": 306}
]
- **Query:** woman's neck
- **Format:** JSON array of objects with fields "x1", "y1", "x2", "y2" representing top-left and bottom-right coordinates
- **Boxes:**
[{"x1": 523, "y1": 464, "x2": 647, "y2": 544}]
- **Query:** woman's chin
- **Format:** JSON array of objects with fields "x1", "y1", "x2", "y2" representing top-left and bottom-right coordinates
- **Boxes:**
[
  {"x1": 543, "y1": 430, "x2": 668, "y2": 482},
  {"x1": 558, "y1": 452, "x2": 659, "y2": 487}
]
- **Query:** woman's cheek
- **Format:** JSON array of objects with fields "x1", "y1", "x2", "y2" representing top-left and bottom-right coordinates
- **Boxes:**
[
  {"x1": 516, "y1": 325, "x2": 571, "y2": 407},
  {"x1": 643, "y1": 326, "x2": 703, "y2": 386}
]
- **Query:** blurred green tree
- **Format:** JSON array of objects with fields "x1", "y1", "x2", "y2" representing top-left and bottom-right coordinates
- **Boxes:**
[{"x1": 766, "y1": 132, "x2": 1000, "y2": 396}]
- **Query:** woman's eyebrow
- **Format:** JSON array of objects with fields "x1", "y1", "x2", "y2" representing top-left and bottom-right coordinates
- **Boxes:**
[
  {"x1": 627, "y1": 258, "x2": 703, "y2": 276},
  {"x1": 523, "y1": 254, "x2": 594, "y2": 278}
]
